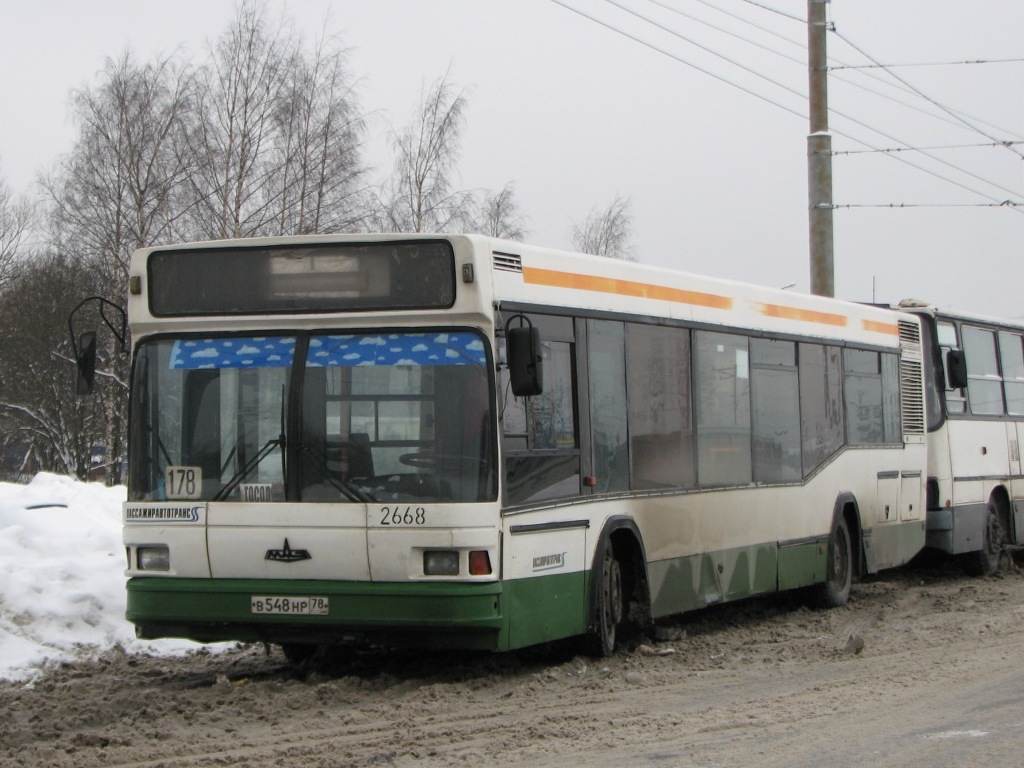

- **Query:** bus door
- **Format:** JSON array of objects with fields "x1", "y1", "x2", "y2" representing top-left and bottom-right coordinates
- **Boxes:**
[{"x1": 1004, "y1": 422, "x2": 1024, "y2": 544}]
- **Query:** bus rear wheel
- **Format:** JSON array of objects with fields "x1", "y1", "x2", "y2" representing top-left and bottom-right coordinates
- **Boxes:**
[
  {"x1": 588, "y1": 544, "x2": 624, "y2": 657},
  {"x1": 967, "y1": 502, "x2": 1005, "y2": 576},
  {"x1": 816, "y1": 516, "x2": 852, "y2": 608}
]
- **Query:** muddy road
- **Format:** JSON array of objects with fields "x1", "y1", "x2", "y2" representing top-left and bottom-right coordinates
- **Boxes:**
[{"x1": 4, "y1": 556, "x2": 1024, "y2": 767}]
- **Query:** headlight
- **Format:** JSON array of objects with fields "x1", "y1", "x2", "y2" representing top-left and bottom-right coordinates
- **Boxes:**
[
  {"x1": 423, "y1": 550, "x2": 459, "y2": 576},
  {"x1": 137, "y1": 545, "x2": 170, "y2": 571}
]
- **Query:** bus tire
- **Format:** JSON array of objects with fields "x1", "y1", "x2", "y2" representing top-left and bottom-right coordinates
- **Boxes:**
[
  {"x1": 967, "y1": 502, "x2": 1004, "y2": 576},
  {"x1": 588, "y1": 543, "x2": 624, "y2": 657},
  {"x1": 816, "y1": 516, "x2": 852, "y2": 608}
]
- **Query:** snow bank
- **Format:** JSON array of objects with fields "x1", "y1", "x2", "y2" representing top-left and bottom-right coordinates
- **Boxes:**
[{"x1": 0, "y1": 473, "x2": 204, "y2": 682}]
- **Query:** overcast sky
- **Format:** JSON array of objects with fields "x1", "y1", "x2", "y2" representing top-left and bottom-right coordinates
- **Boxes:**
[{"x1": 1, "y1": 1, "x2": 1021, "y2": 316}]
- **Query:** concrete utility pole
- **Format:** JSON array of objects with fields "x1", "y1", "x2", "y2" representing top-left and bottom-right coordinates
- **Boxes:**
[{"x1": 807, "y1": 0, "x2": 834, "y2": 297}]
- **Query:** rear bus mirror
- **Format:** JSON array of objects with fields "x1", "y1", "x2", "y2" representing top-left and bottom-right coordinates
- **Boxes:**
[
  {"x1": 945, "y1": 349, "x2": 968, "y2": 390},
  {"x1": 76, "y1": 331, "x2": 97, "y2": 395},
  {"x1": 507, "y1": 325, "x2": 543, "y2": 397}
]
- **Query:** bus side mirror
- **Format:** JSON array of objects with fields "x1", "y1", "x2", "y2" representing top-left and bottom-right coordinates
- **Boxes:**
[
  {"x1": 946, "y1": 349, "x2": 968, "y2": 390},
  {"x1": 508, "y1": 325, "x2": 543, "y2": 397},
  {"x1": 68, "y1": 295, "x2": 127, "y2": 396},
  {"x1": 76, "y1": 332, "x2": 97, "y2": 395}
]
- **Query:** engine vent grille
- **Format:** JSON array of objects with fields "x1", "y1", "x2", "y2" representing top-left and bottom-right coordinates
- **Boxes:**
[
  {"x1": 898, "y1": 319, "x2": 925, "y2": 436},
  {"x1": 493, "y1": 251, "x2": 523, "y2": 273}
]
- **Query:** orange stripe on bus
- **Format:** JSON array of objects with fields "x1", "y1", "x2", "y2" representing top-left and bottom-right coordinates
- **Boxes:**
[
  {"x1": 861, "y1": 319, "x2": 899, "y2": 336},
  {"x1": 521, "y1": 267, "x2": 733, "y2": 310},
  {"x1": 756, "y1": 303, "x2": 848, "y2": 327}
]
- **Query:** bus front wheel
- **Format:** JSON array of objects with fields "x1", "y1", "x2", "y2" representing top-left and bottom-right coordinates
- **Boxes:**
[{"x1": 588, "y1": 544, "x2": 624, "y2": 657}]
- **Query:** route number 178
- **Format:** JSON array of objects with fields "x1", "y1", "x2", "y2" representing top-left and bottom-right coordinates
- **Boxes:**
[{"x1": 165, "y1": 466, "x2": 202, "y2": 500}]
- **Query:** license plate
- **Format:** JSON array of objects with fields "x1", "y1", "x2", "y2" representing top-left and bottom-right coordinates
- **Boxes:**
[{"x1": 250, "y1": 595, "x2": 329, "y2": 616}]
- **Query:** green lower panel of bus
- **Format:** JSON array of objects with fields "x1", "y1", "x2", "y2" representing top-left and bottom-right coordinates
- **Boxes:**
[
  {"x1": 127, "y1": 573, "x2": 588, "y2": 652},
  {"x1": 646, "y1": 521, "x2": 925, "y2": 618},
  {"x1": 505, "y1": 570, "x2": 589, "y2": 650},
  {"x1": 128, "y1": 577, "x2": 507, "y2": 650},
  {"x1": 648, "y1": 542, "x2": 788, "y2": 617}
]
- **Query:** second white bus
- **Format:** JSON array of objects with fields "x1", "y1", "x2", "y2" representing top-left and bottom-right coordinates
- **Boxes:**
[{"x1": 899, "y1": 300, "x2": 1024, "y2": 573}]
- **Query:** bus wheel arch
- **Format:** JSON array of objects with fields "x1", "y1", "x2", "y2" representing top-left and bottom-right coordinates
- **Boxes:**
[{"x1": 586, "y1": 516, "x2": 650, "y2": 657}]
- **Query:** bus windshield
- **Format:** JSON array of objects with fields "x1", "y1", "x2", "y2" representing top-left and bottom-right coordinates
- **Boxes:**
[{"x1": 128, "y1": 330, "x2": 496, "y2": 504}]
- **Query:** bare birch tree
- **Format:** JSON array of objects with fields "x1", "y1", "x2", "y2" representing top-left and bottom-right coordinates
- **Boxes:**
[
  {"x1": 187, "y1": 2, "x2": 368, "y2": 238},
  {"x1": 0, "y1": 168, "x2": 32, "y2": 290},
  {"x1": 376, "y1": 74, "x2": 474, "y2": 233},
  {"x1": 186, "y1": 2, "x2": 290, "y2": 238},
  {"x1": 470, "y1": 182, "x2": 529, "y2": 240},
  {"x1": 42, "y1": 51, "x2": 194, "y2": 484},
  {"x1": 44, "y1": 52, "x2": 195, "y2": 291},
  {"x1": 265, "y1": 30, "x2": 368, "y2": 234},
  {"x1": 571, "y1": 195, "x2": 635, "y2": 260}
]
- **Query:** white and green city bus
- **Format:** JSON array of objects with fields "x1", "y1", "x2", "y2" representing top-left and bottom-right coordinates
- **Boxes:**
[
  {"x1": 94, "y1": 234, "x2": 928, "y2": 657},
  {"x1": 897, "y1": 300, "x2": 1024, "y2": 574}
]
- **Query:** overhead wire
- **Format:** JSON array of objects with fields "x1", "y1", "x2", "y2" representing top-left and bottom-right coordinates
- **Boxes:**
[
  {"x1": 600, "y1": 0, "x2": 810, "y2": 110},
  {"x1": 654, "y1": 0, "x2": 1024, "y2": 142},
  {"x1": 636, "y1": 0, "x2": 1024, "y2": 204},
  {"x1": 834, "y1": 140, "x2": 1024, "y2": 156},
  {"x1": 643, "y1": 0, "x2": 806, "y2": 69},
  {"x1": 822, "y1": 13, "x2": 1024, "y2": 209},
  {"x1": 830, "y1": 57, "x2": 1024, "y2": 70},
  {"x1": 830, "y1": 28, "x2": 1024, "y2": 161},
  {"x1": 548, "y1": 0, "x2": 1023, "y2": 210},
  {"x1": 684, "y1": 0, "x2": 1024, "y2": 207},
  {"x1": 734, "y1": 0, "x2": 803, "y2": 24},
  {"x1": 717, "y1": 0, "x2": 1024, "y2": 143},
  {"x1": 824, "y1": 113, "x2": 1024, "y2": 206},
  {"x1": 826, "y1": 68, "x2": 1024, "y2": 143},
  {"x1": 834, "y1": 201, "x2": 1022, "y2": 209},
  {"x1": 546, "y1": 0, "x2": 808, "y2": 121},
  {"x1": 824, "y1": 128, "x2": 1024, "y2": 211}
]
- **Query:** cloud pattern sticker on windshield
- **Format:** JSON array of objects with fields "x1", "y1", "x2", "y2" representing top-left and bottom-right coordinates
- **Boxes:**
[
  {"x1": 169, "y1": 332, "x2": 486, "y2": 369},
  {"x1": 307, "y1": 333, "x2": 486, "y2": 367},
  {"x1": 169, "y1": 337, "x2": 297, "y2": 369}
]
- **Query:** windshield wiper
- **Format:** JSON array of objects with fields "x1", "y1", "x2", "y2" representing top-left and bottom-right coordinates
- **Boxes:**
[
  {"x1": 299, "y1": 443, "x2": 373, "y2": 502},
  {"x1": 214, "y1": 436, "x2": 285, "y2": 501}
]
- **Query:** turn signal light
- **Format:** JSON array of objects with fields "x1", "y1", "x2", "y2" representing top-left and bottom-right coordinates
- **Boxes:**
[{"x1": 469, "y1": 550, "x2": 492, "y2": 576}]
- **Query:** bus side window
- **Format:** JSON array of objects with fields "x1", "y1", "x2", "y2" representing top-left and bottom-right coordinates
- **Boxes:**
[
  {"x1": 694, "y1": 331, "x2": 752, "y2": 485},
  {"x1": 843, "y1": 349, "x2": 884, "y2": 445},
  {"x1": 625, "y1": 323, "x2": 694, "y2": 490},
  {"x1": 998, "y1": 332, "x2": 1024, "y2": 415},
  {"x1": 961, "y1": 325, "x2": 1003, "y2": 416},
  {"x1": 799, "y1": 344, "x2": 845, "y2": 475},
  {"x1": 750, "y1": 338, "x2": 801, "y2": 482}
]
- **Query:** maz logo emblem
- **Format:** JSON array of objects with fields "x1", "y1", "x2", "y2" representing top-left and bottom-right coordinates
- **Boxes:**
[{"x1": 265, "y1": 538, "x2": 311, "y2": 563}]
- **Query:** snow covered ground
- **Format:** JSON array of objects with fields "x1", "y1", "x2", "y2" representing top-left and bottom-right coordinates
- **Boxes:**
[{"x1": 0, "y1": 473, "x2": 204, "y2": 682}]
